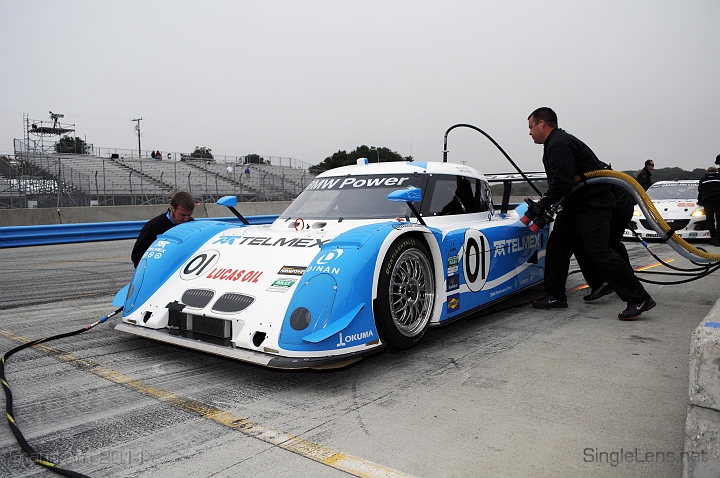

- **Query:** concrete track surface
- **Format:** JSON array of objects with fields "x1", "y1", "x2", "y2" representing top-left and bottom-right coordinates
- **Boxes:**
[{"x1": 1, "y1": 240, "x2": 718, "y2": 478}]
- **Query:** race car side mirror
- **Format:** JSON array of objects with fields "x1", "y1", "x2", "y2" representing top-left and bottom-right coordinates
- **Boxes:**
[
  {"x1": 217, "y1": 195, "x2": 249, "y2": 225},
  {"x1": 387, "y1": 187, "x2": 425, "y2": 225},
  {"x1": 387, "y1": 187, "x2": 422, "y2": 203},
  {"x1": 217, "y1": 195, "x2": 237, "y2": 207}
]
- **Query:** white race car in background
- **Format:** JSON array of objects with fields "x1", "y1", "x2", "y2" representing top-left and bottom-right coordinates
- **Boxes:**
[{"x1": 624, "y1": 180, "x2": 710, "y2": 240}]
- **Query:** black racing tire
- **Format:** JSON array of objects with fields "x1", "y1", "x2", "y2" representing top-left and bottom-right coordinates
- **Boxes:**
[{"x1": 375, "y1": 236, "x2": 435, "y2": 349}]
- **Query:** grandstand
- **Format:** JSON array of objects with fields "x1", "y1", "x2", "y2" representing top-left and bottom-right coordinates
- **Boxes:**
[{"x1": 3, "y1": 115, "x2": 316, "y2": 208}]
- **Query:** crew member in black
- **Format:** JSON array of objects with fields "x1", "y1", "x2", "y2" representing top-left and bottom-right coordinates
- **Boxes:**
[
  {"x1": 635, "y1": 160, "x2": 654, "y2": 190},
  {"x1": 131, "y1": 191, "x2": 195, "y2": 267},
  {"x1": 527, "y1": 107, "x2": 654, "y2": 320},
  {"x1": 698, "y1": 166, "x2": 720, "y2": 246},
  {"x1": 575, "y1": 185, "x2": 636, "y2": 300}
]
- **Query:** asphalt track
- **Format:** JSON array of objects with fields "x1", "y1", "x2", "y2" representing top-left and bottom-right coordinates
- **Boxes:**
[{"x1": 1, "y1": 239, "x2": 719, "y2": 477}]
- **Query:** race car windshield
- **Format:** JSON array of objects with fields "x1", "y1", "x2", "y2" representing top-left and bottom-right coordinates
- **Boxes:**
[
  {"x1": 647, "y1": 183, "x2": 698, "y2": 200},
  {"x1": 281, "y1": 174, "x2": 425, "y2": 220}
]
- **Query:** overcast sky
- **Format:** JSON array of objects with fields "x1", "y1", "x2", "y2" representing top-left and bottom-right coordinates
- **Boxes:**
[{"x1": 1, "y1": 1, "x2": 718, "y2": 173}]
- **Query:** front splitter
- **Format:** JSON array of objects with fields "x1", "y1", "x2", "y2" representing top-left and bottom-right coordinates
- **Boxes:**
[{"x1": 111, "y1": 321, "x2": 385, "y2": 369}]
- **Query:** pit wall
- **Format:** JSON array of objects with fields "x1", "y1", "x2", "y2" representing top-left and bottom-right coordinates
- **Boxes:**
[
  {"x1": 685, "y1": 298, "x2": 720, "y2": 477},
  {"x1": 0, "y1": 202, "x2": 291, "y2": 227}
]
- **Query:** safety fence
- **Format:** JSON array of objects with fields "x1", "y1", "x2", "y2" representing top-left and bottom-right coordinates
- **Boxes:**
[{"x1": 0, "y1": 215, "x2": 278, "y2": 248}]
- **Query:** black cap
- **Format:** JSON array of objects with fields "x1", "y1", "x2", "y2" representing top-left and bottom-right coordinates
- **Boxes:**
[{"x1": 716, "y1": 154, "x2": 720, "y2": 165}]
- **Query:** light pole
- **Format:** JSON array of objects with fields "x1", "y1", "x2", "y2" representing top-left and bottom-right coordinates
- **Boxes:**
[
  {"x1": 132, "y1": 118, "x2": 142, "y2": 158},
  {"x1": 370, "y1": 146, "x2": 380, "y2": 163}
]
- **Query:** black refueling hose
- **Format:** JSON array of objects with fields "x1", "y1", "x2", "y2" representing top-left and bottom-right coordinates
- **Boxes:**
[
  {"x1": 443, "y1": 123, "x2": 720, "y2": 283},
  {"x1": 1, "y1": 306, "x2": 123, "y2": 478},
  {"x1": 443, "y1": 123, "x2": 543, "y2": 196}
]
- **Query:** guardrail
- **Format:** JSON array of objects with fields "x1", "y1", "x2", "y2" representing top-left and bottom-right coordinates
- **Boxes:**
[{"x1": 0, "y1": 215, "x2": 279, "y2": 248}]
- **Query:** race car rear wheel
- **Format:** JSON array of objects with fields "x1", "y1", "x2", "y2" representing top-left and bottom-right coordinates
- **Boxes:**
[{"x1": 376, "y1": 236, "x2": 435, "y2": 349}]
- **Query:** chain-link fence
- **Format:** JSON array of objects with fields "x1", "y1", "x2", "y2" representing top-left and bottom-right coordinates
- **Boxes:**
[{"x1": 1, "y1": 144, "x2": 316, "y2": 209}]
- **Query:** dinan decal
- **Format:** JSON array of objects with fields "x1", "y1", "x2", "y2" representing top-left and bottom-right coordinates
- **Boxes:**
[
  {"x1": 180, "y1": 250, "x2": 220, "y2": 281},
  {"x1": 212, "y1": 236, "x2": 331, "y2": 248},
  {"x1": 316, "y1": 249, "x2": 343, "y2": 264},
  {"x1": 204, "y1": 268, "x2": 263, "y2": 283},
  {"x1": 463, "y1": 230, "x2": 491, "y2": 292},
  {"x1": 493, "y1": 235, "x2": 540, "y2": 257},
  {"x1": 307, "y1": 175, "x2": 411, "y2": 190},
  {"x1": 305, "y1": 265, "x2": 340, "y2": 274},
  {"x1": 336, "y1": 330, "x2": 374, "y2": 347},
  {"x1": 447, "y1": 293, "x2": 460, "y2": 313},
  {"x1": 278, "y1": 265, "x2": 306, "y2": 276}
]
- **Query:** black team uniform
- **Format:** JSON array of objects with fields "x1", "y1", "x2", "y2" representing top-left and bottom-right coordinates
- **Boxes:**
[
  {"x1": 535, "y1": 128, "x2": 654, "y2": 319},
  {"x1": 131, "y1": 209, "x2": 188, "y2": 267},
  {"x1": 698, "y1": 169, "x2": 720, "y2": 245},
  {"x1": 635, "y1": 166, "x2": 652, "y2": 190}
]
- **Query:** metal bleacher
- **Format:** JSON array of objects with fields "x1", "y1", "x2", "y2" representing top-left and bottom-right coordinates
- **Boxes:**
[{"x1": 13, "y1": 151, "x2": 316, "y2": 206}]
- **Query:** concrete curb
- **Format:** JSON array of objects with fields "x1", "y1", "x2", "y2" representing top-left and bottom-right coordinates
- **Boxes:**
[{"x1": 685, "y1": 297, "x2": 720, "y2": 477}]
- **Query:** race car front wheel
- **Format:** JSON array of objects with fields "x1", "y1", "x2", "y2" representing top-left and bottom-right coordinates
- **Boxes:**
[{"x1": 376, "y1": 236, "x2": 435, "y2": 349}]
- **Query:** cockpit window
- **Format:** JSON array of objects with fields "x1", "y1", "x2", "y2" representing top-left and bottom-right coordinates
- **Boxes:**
[
  {"x1": 647, "y1": 183, "x2": 698, "y2": 200},
  {"x1": 422, "y1": 175, "x2": 491, "y2": 216},
  {"x1": 280, "y1": 174, "x2": 428, "y2": 220}
]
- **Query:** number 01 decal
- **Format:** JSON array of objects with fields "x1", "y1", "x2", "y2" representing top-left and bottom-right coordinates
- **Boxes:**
[
  {"x1": 180, "y1": 250, "x2": 220, "y2": 281},
  {"x1": 462, "y1": 230, "x2": 491, "y2": 292}
]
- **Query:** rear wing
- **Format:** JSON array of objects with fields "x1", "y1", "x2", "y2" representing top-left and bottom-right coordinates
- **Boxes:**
[{"x1": 484, "y1": 172, "x2": 547, "y2": 214}]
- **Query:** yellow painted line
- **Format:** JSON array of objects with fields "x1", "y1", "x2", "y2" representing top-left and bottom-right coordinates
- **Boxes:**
[
  {"x1": 0, "y1": 328, "x2": 417, "y2": 478},
  {"x1": 568, "y1": 259, "x2": 673, "y2": 292}
]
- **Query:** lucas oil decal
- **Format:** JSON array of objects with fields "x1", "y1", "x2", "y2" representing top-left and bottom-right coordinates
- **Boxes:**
[{"x1": 204, "y1": 268, "x2": 263, "y2": 283}]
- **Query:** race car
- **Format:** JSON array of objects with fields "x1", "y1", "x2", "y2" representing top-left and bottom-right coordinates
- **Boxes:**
[
  {"x1": 112, "y1": 160, "x2": 548, "y2": 369},
  {"x1": 624, "y1": 179, "x2": 709, "y2": 240}
]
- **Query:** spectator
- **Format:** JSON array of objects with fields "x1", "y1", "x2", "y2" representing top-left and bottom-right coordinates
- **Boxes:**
[
  {"x1": 698, "y1": 166, "x2": 720, "y2": 246},
  {"x1": 131, "y1": 191, "x2": 195, "y2": 268},
  {"x1": 635, "y1": 160, "x2": 654, "y2": 190},
  {"x1": 227, "y1": 165, "x2": 234, "y2": 180},
  {"x1": 151, "y1": 150, "x2": 156, "y2": 160},
  {"x1": 245, "y1": 166, "x2": 251, "y2": 179}
]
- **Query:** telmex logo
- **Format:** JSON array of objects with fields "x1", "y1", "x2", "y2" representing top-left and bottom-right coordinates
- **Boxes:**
[
  {"x1": 213, "y1": 236, "x2": 330, "y2": 248},
  {"x1": 316, "y1": 249, "x2": 343, "y2": 264}
]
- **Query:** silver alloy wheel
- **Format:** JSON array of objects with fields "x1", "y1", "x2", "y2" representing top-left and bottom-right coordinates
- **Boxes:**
[{"x1": 388, "y1": 248, "x2": 435, "y2": 337}]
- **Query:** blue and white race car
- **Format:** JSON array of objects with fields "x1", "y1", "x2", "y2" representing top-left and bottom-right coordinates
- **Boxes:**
[{"x1": 112, "y1": 160, "x2": 548, "y2": 369}]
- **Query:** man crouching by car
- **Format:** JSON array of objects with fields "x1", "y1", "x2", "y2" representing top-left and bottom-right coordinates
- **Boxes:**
[{"x1": 131, "y1": 191, "x2": 195, "y2": 268}]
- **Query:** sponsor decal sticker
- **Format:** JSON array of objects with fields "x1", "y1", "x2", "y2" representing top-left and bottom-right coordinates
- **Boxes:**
[
  {"x1": 204, "y1": 268, "x2": 263, "y2": 283},
  {"x1": 278, "y1": 265, "x2": 306, "y2": 276},
  {"x1": 212, "y1": 235, "x2": 331, "y2": 248},
  {"x1": 446, "y1": 273, "x2": 460, "y2": 292},
  {"x1": 307, "y1": 175, "x2": 411, "y2": 190},
  {"x1": 447, "y1": 255, "x2": 459, "y2": 274},
  {"x1": 447, "y1": 293, "x2": 460, "y2": 313},
  {"x1": 336, "y1": 330, "x2": 375, "y2": 347},
  {"x1": 267, "y1": 278, "x2": 297, "y2": 293},
  {"x1": 493, "y1": 234, "x2": 540, "y2": 257},
  {"x1": 316, "y1": 249, "x2": 343, "y2": 264}
]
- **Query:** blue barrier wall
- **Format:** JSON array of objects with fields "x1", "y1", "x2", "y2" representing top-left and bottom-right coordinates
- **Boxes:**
[{"x1": 0, "y1": 215, "x2": 279, "y2": 248}]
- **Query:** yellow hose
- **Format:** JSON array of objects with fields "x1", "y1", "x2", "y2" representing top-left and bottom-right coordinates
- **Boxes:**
[{"x1": 577, "y1": 170, "x2": 720, "y2": 262}]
